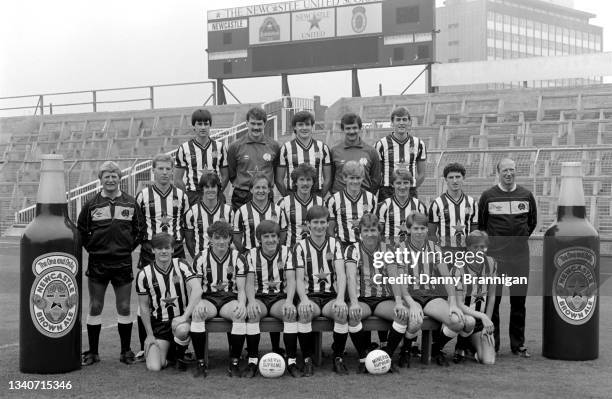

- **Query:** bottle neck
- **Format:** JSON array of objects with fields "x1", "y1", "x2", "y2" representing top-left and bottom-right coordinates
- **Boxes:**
[
  {"x1": 557, "y1": 205, "x2": 586, "y2": 220},
  {"x1": 37, "y1": 168, "x2": 67, "y2": 204},
  {"x1": 557, "y1": 175, "x2": 586, "y2": 220},
  {"x1": 36, "y1": 203, "x2": 69, "y2": 217}
]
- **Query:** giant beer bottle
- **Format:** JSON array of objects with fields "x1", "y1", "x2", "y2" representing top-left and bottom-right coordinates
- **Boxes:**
[
  {"x1": 543, "y1": 162, "x2": 599, "y2": 360},
  {"x1": 20, "y1": 154, "x2": 82, "y2": 373}
]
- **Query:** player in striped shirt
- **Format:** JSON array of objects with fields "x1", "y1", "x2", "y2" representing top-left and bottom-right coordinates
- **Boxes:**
[
  {"x1": 428, "y1": 163, "x2": 478, "y2": 250},
  {"x1": 174, "y1": 108, "x2": 229, "y2": 206},
  {"x1": 136, "y1": 233, "x2": 204, "y2": 374},
  {"x1": 294, "y1": 206, "x2": 347, "y2": 376},
  {"x1": 241, "y1": 220, "x2": 297, "y2": 378},
  {"x1": 192, "y1": 221, "x2": 249, "y2": 377},
  {"x1": 377, "y1": 168, "x2": 428, "y2": 243},
  {"x1": 401, "y1": 213, "x2": 465, "y2": 367},
  {"x1": 233, "y1": 172, "x2": 287, "y2": 253},
  {"x1": 344, "y1": 213, "x2": 421, "y2": 373},
  {"x1": 184, "y1": 172, "x2": 234, "y2": 257},
  {"x1": 375, "y1": 107, "x2": 427, "y2": 201},
  {"x1": 452, "y1": 230, "x2": 497, "y2": 365},
  {"x1": 277, "y1": 163, "x2": 324, "y2": 248},
  {"x1": 327, "y1": 160, "x2": 377, "y2": 248},
  {"x1": 275, "y1": 111, "x2": 332, "y2": 197}
]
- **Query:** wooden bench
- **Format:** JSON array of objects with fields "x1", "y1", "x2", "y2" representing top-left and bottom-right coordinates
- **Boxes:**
[{"x1": 203, "y1": 316, "x2": 440, "y2": 366}]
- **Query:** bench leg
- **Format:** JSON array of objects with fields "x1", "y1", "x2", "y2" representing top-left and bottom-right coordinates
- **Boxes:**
[
  {"x1": 313, "y1": 332, "x2": 323, "y2": 367},
  {"x1": 204, "y1": 332, "x2": 209, "y2": 365},
  {"x1": 421, "y1": 330, "x2": 432, "y2": 365}
]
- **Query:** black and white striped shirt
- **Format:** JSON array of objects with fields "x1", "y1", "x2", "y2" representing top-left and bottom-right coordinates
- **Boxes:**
[
  {"x1": 185, "y1": 201, "x2": 234, "y2": 253},
  {"x1": 234, "y1": 201, "x2": 286, "y2": 250},
  {"x1": 193, "y1": 248, "x2": 246, "y2": 294},
  {"x1": 429, "y1": 192, "x2": 478, "y2": 248},
  {"x1": 246, "y1": 245, "x2": 293, "y2": 295},
  {"x1": 376, "y1": 196, "x2": 428, "y2": 241},
  {"x1": 175, "y1": 138, "x2": 227, "y2": 192},
  {"x1": 295, "y1": 236, "x2": 343, "y2": 294},
  {"x1": 278, "y1": 138, "x2": 331, "y2": 191},
  {"x1": 375, "y1": 134, "x2": 427, "y2": 187},
  {"x1": 454, "y1": 256, "x2": 497, "y2": 312},
  {"x1": 327, "y1": 189, "x2": 377, "y2": 244},
  {"x1": 135, "y1": 185, "x2": 189, "y2": 241},
  {"x1": 345, "y1": 241, "x2": 391, "y2": 298},
  {"x1": 277, "y1": 193, "x2": 325, "y2": 248}
]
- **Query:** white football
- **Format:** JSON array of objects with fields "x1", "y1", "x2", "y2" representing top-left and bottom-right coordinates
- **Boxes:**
[
  {"x1": 365, "y1": 349, "x2": 391, "y2": 374},
  {"x1": 258, "y1": 352, "x2": 286, "y2": 378}
]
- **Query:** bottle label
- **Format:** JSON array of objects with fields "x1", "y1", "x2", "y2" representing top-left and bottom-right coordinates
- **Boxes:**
[
  {"x1": 29, "y1": 253, "x2": 79, "y2": 338},
  {"x1": 552, "y1": 247, "x2": 597, "y2": 326}
]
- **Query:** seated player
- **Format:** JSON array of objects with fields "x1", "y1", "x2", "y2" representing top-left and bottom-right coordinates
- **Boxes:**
[
  {"x1": 136, "y1": 233, "x2": 204, "y2": 374},
  {"x1": 277, "y1": 163, "x2": 324, "y2": 249},
  {"x1": 401, "y1": 212, "x2": 465, "y2": 366},
  {"x1": 294, "y1": 206, "x2": 348, "y2": 376},
  {"x1": 192, "y1": 221, "x2": 248, "y2": 377},
  {"x1": 344, "y1": 213, "x2": 422, "y2": 373},
  {"x1": 453, "y1": 231, "x2": 497, "y2": 365},
  {"x1": 241, "y1": 220, "x2": 295, "y2": 378},
  {"x1": 184, "y1": 172, "x2": 234, "y2": 258},
  {"x1": 327, "y1": 160, "x2": 377, "y2": 249}
]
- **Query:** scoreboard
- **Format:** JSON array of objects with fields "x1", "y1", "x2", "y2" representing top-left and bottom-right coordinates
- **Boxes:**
[{"x1": 207, "y1": 0, "x2": 435, "y2": 79}]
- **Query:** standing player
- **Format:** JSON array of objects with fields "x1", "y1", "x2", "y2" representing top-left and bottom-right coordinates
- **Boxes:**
[
  {"x1": 375, "y1": 107, "x2": 427, "y2": 201},
  {"x1": 294, "y1": 206, "x2": 348, "y2": 376},
  {"x1": 227, "y1": 107, "x2": 280, "y2": 210},
  {"x1": 135, "y1": 153, "x2": 189, "y2": 361},
  {"x1": 241, "y1": 221, "x2": 296, "y2": 378},
  {"x1": 174, "y1": 108, "x2": 229, "y2": 206},
  {"x1": 478, "y1": 158, "x2": 537, "y2": 357},
  {"x1": 136, "y1": 233, "x2": 205, "y2": 374},
  {"x1": 78, "y1": 161, "x2": 145, "y2": 366},
  {"x1": 277, "y1": 164, "x2": 324, "y2": 248},
  {"x1": 452, "y1": 231, "x2": 497, "y2": 365},
  {"x1": 192, "y1": 221, "x2": 249, "y2": 377},
  {"x1": 344, "y1": 213, "x2": 422, "y2": 372},
  {"x1": 275, "y1": 111, "x2": 332, "y2": 198},
  {"x1": 330, "y1": 113, "x2": 382, "y2": 194},
  {"x1": 184, "y1": 172, "x2": 234, "y2": 258},
  {"x1": 327, "y1": 161, "x2": 377, "y2": 248}
]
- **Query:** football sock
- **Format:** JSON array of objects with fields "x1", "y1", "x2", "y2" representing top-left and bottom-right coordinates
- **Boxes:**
[
  {"x1": 297, "y1": 322, "x2": 313, "y2": 359},
  {"x1": 246, "y1": 323, "x2": 261, "y2": 359},
  {"x1": 377, "y1": 330, "x2": 388, "y2": 347},
  {"x1": 385, "y1": 322, "x2": 407, "y2": 356},
  {"x1": 348, "y1": 323, "x2": 367, "y2": 359},
  {"x1": 230, "y1": 322, "x2": 247, "y2": 359},
  {"x1": 190, "y1": 321, "x2": 206, "y2": 361},
  {"x1": 332, "y1": 322, "x2": 349, "y2": 358},
  {"x1": 283, "y1": 322, "x2": 298, "y2": 360},
  {"x1": 270, "y1": 331, "x2": 281, "y2": 351},
  {"x1": 137, "y1": 315, "x2": 146, "y2": 351},
  {"x1": 86, "y1": 315, "x2": 102, "y2": 355},
  {"x1": 433, "y1": 325, "x2": 457, "y2": 353},
  {"x1": 117, "y1": 315, "x2": 133, "y2": 353}
]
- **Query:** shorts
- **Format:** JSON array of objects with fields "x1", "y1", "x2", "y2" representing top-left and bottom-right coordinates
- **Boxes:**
[
  {"x1": 139, "y1": 241, "x2": 186, "y2": 269},
  {"x1": 410, "y1": 290, "x2": 446, "y2": 308},
  {"x1": 256, "y1": 293, "x2": 287, "y2": 312},
  {"x1": 304, "y1": 292, "x2": 336, "y2": 310},
  {"x1": 86, "y1": 259, "x2": 133, "y2": 287},
  {"x1": 472, "y1": 319, "x2": 484, "y2": 334},
  {"x1": 202, "y1": 292, "x2": 237, "y2": 312},
  {"x1": 151, "y1": 318, "x2": 173, "y2": 342},
  {"x1": 378, "y1": 186, "x2": 394, "y2": 203},
  {"x1": 359, "y1": 296, "x2": 393, "y2": 313}
]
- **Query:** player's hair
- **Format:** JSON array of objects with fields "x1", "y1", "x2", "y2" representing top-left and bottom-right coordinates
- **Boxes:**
[
  {"x1": 390, "y1": 107, "x2": 411, "y2": 121},
  {"x1": 151, "y1": 232, "x2": 174, "y2": 249},
  {"x1": 256, "y1": 220, "x2": 280, "y2": 241},
  {"x1": 391, "y1": 168, "x2": 413, "y2": 184},
  {"x1": 466, "y1": 230, "x2": 490, "y2": 248},
  {"x1": 496, "y1": 157, "x2": 515, "y2": 173},
  {"x1": 246, "y1": 107, "x2": 267, "y2": 123},
  {"x1": 291, "y1": 163, "x2": 317, "y2": 188},
  {"x1": 359, "y1": 212, "x2": 380, "y2": 230},
  {"x1": 152, "y1": 153, "x2": 173, "y2": 168},
  {"x1": 405, "y1": 212, "x2": 429, "y2": 229},
  {"x1": 343, "y1": 160, "x2": 365, "y2": 178},
  {"x1": 292, "y1": 110, "x2": 315, "y2": 128},
  {"x1": 207, "y1": 220, "x2": 233, "y2": 239},
  {"x1": 306, "y1": 205, "x2": 329, "y2": 221},
  {"x1": 191, "y1": 108, "x2": 212, "y2": 126},
  {"x1": 198, "y1": 171, "x2": 221, "y2": 192},
  {"x1": 443, "y1": 162, "x2": 466, "y2": 178},
  {"x1": 98, "y1": 160, "x2": 122, "y2": 179},
  {"x1": 248, "y1": 171, "x2": 273, "y2": 191},
  {"x1": 340, "y1": 112, "x2": 362, "y2": 130}
]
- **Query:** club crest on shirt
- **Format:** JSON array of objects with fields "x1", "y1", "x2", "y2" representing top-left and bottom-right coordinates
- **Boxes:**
[
  {"x1": 211, "y1": 151, "x2": 218, "y2": 159},
  {"x1": 263, "y1": 153, "x2": 272, "y2": 162},
  {"x1": 314, "y1": 151, "x2": 322, "y2": 160},
  {"x1": 465, "y1": 205, "x2": 472, "y2": 216},
  {"x1": 359, "y1": 158, "x2": 368, "y2": 166}
]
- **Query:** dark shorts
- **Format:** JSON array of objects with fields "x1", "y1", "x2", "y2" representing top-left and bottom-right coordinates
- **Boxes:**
[
  {"x1": 378, "y1": 186, "x2": 394, "y2": 202},
  {"x1": 256, "y1": 293, "x2": 287, "y2": 312},
  {"x1": 472, "y1": 319, "x2": 484, "y2": 334},
  {"x1": 139, "y1": 241, "x2": 186, "y2": 269},
  {"x1": 410, "y1": 290, "x2": 447, "y2": 308},
  {"x1": 86, "y1": 259, "x2": 133, "y2": 287},
  {"x1": 304, "y1": 292, "x2": 337, "y2": 310},
  {"x1": 202, "y1": 292, "x2": 237, "y2": 312},
  {"x1": 151, "y1": 318, "x2": 173, "y2": 342},
  {"x1": 359, "y1": 296, "x2": 393, "y2": 313}
]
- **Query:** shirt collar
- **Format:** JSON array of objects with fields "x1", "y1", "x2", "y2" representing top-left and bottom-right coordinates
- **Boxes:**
[
  {"x1": 101, "y1": 190, "x2": 122, "y2": 199},
  {"x1": 246, "y1": 133, "x2": 267, "y2": 144},
  {"x1": 344, "y1": 136, "x2": 363, "y2": 148},
  {"x1": 497, "y1": 183, "x2": 517, "y2": 192}
]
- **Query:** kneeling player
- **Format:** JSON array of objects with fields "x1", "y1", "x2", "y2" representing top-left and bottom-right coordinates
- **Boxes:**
[
  {"x1": 453, "y1": 231, "x2": 496, "y2": 365},
  {"x1": 402, "y1": 213, "x2": 465, "y2": 366},
  {"x1": 136, "y1": 233, "x2": 203, "y2": 373},
  {"x1": 242, "y1": 220, "x2": 295, "y2": 378},
  {"x1": 345, "y1": 213, "x2": 421, "y2": 373},
  {"x1": 192, "y1": 221, "x2": 248, "y2": 377},
  {"x1": 294, "y1": 206, "x2": 348, "y2": 376}
]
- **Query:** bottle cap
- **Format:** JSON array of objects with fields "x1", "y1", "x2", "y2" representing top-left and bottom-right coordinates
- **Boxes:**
[
  {"x1": 560, "y1": 162, "x2": 582, "y2": 178},
  {"x1": 40, "y1": 154, "x2": 65, "y2": 172}
]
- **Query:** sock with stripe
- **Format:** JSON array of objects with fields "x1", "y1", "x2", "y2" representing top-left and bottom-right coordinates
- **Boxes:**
[
  {"x1": 190, "y1": 321, "x2": 206, "y2": 362},
  {"x1": 230, "y1": 322, "x2": 247, "y2": 360},
  {"x1": 117, "y1": 315, "x2": 133, "y2": 353},
  {"x1": 385, "y1": 322, "x2": 407, "y2": 357},
  {"x1": 246, "y1": 323, "x2": 261, "y2": 360},
  {"x1": 297, "y1": 322, "x2": 313, "y2": 359},
  {"x1": 283, "y1": 322, "x2": 298, "y2": 361},
  {"x1": 332, "y1": 322, "x2": 349, "y2": 358},
  {"x1": 86, "y1": 315, "x2": 102, "y2": 355}
]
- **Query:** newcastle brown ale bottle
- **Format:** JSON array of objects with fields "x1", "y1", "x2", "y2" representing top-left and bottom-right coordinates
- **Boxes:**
[
  {"x1": 543, "y1": 162, "x2": 599, "y2": 360},
  {"x1": 20, "y1": 154, "x2": 82, "y2": 373}
]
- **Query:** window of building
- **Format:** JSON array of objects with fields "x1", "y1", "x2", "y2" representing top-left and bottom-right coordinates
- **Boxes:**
[
  {"x1": 526, "y1": 19, "x2": 533, "y2": 30},
  {"x1": 488, "y1": 47, "x2": 495, "y2": 57},
  {"x1": 397, "y1": 6, "x2": 419, "y2": 24},
  {"x1": 393, "y1": 47, "x2": 404, "y2": 61},
  {"x1": 487, "y1": 29, "x2": 495, "y2": 39}
]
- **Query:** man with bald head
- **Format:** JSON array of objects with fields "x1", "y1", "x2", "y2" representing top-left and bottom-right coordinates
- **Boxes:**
[{"x1": 477, "y1": 158, "x2": 537, "y2": 357}]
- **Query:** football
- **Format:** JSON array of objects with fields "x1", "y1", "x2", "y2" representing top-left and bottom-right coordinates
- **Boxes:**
[
  {"x1": 258, "y1": 352, "x2": 286, "y2": 378},
  {"x1": 365, "y1": 349, "x2": 391, "y2": 374}
]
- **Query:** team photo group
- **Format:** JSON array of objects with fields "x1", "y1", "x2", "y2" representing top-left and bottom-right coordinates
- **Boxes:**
[{"x1": 77, "y1": 105, "x2": 538, "y2": 379}]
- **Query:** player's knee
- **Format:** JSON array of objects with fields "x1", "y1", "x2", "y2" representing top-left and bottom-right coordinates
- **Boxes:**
[
  {"x1": 116, "y1": 301, "x2": 131, "y2": 316},
  {"x1": 89, "y1": 301, "x2": 104, "y2": 316},
  {"x1": 448, "y1": 314, "x2": 464, "y2": 331},
  {"x1": 173, "y1": 322, "x2": 191, "y2": 341},
  {"x1": 463, "y1": 315, "x2": 476, "y2": 331},
  {"x1": 145, "y1": 343, "x2": 162, "y2": 371},
  {"x1": 408, "y1": 319, "x2": 422, "y2": 333}
]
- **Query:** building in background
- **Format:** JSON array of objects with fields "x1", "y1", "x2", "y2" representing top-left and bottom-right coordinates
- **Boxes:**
[{"x1": 436, "y1": 0, "x2": 603, "y2": 91}]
